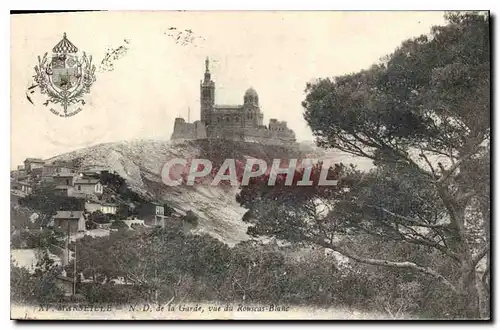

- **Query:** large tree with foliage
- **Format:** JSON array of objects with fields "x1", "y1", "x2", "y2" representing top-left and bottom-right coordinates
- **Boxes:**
[
  {"x1": 74, "y1": 227, "x2": 232, "y2": 304},
  {"x1": 238, "y1": 12, "x2": 490, "y2": 318}
]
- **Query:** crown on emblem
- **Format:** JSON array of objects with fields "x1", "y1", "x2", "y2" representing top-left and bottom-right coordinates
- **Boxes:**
[{"x1": 52, "y1": 32, "x2": 78, "y2": 54}]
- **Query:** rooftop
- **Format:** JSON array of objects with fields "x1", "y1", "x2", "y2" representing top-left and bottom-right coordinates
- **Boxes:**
[
  {"x1": 74, "y1": 178, "x2": 100, "y2": 185},
  {"x1": 44, "y1": 163, "x2": 75, "y2": 168},
  {"x1": 86, "y1": 200, "x2": 117, "y2": 206},
  {"x1": 80, "y1": 171, "x2": 100, "y2": 175},
  {"x1": 54, "y1": 211, "x2": 84, "y2": 220},
  {"x1": 54, "y1": 185, "x2": 72, "y2": 190},
  {"x1": 25, "y1": 158, "x2": 45, "y2": 163},
  {"x1": 214, "y1": 105, "x2": 244, "y2": 110},
  {"x1": 17, "y1": 181, "x2": 31, "y2": 186},
  {"x1": 52, "y1": 173, "x2": 75, "y2": 178}
]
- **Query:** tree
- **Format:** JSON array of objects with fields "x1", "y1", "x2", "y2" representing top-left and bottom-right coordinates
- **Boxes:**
[
  {"x1": 182, "y1": 210, "x2": 199, "y2": 229},
  {"x1": 18, "y1": 183, "x2": 83, "y2": 221},
  {"x1": 11, "y1": 251, "x2": 64, "y2": 303},
  {"x1": 240, "y1": 12, "x2": 490, "y2": 319}
]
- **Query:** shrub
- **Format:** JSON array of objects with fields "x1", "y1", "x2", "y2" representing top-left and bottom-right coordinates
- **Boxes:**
[
  {"x1": 182, "y1": 210, "x2": 199, "y2": 227},
  {"x1": 85, "y1": 221, "x2": 98, "y2": 230},
  {"x1": 110, "y1": 220, "x2": 128, "y2": 230},
  {"x1": 89, "y1": 211, "x2": 110, "y2": 224}
]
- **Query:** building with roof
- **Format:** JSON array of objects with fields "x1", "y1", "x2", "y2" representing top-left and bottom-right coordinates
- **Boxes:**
[
  {"x1": 24, "y1": 158, "x2": 45, "y2": 173},
  {"x1": 171, "y1": 57, "x2": 296, "y2": 145},
  {"x1": 85, "y1": 200, "x2": 118, "y2": 215},
  {"x1": 11, "y1": 180, "x2": 33, "y2": 196},
  {"x1": 42, "y1": 163, "x2": 76, "y2": 183},
  {"x1": 52, "y1": 172, "x2": 77, "y2": 187},
  {"x1": 137, "y1": 201, "x2": 168, "y2": 227},
  {"x1": 54, "y1": 185, "x2": 77, "y2": 197},
  {"x1": 53, "y1": 210, "x2": 86, "y2": 233},
  {"x1": 74, "y1": 178, "x2": 103, "y2": 196}
]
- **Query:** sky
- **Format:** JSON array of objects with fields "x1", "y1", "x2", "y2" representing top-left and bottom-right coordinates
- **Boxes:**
[{"x1": 10, "y1": 11, "x2": 447, "y2": 168}]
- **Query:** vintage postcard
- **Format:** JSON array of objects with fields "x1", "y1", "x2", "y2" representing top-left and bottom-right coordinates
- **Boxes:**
[{"x1": 10, "y1": 11, "x2": 490, "y2": 320}]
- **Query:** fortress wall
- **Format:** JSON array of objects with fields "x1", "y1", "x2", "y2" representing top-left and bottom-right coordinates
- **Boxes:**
[
  {"x1": 171, "y1": 120, "x2": 207, "y2": 140},
  {"x1": 172, "y1": 118, "x2": 296, "y2": 145},
  {"x1": 206, "y1": 125, "x2": 296, "y2": 144}
]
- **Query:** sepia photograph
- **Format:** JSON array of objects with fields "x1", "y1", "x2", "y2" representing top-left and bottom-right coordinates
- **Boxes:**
[{"x1": 9, "y1": 10, "x2": 491, "y2": 320}]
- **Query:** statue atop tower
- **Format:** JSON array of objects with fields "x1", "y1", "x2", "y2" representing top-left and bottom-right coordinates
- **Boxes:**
[{"x1": 204, "y1": 56, "x2": 211, "y2": 82}]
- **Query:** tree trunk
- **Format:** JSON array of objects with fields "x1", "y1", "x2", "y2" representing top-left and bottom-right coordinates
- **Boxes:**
[
  {"x1": 476, "y1": 271, "x2": 489, "y2": 319},
  {"x1": 454, "y1": 269, "x2": 480, "y2": 319},
  {"x1": 479, "y1": 199, "x2": 491, "y2": 318}
]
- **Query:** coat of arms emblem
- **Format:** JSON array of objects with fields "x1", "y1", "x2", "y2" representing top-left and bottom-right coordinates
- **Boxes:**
[{"x1": 33, "y1": 33, "x2": 96, "y2": 117}]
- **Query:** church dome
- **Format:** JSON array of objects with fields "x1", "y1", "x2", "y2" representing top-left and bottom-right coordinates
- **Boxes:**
[
  {"x1": 244, "y1": 87, "x2": 258, "y2": 98},
  {"x1": 244, "y1": 87, "x2": 259, "y2": 105}
]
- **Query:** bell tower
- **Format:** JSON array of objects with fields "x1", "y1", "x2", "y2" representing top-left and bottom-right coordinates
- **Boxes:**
[{"x1": 200, "y1": 57, "x2": 215, "y2": 124}]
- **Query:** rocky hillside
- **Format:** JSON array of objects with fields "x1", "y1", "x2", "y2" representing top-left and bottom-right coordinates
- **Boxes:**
[{"x1": 47, "y1": 139, "x2": 374, "y2": 245}]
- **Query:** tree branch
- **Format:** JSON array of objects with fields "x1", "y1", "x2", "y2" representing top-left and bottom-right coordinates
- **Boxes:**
[
  {"x1": 419, "y1": 149, "x2": 438, "y2": 179},
  {"x1": 311, "y1": 235, "x2": 458, "y2": 294},
  {"x1": 437, "y1": 144, "x2": 483, "y2": 185},
  {"x1": 363, "y1": 203, "x2": 449, "y2": 229},
  {"x1": 472, "y1": 244, "x2": 489, "y2": 268}
]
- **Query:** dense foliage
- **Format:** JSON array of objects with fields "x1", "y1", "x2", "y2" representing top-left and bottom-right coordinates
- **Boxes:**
[
  {"x1": 238, "y1": 12, "x2": 490, "y2": 319},
  {"x1": 11, "y1": 227, "x2": 458, "y2": 318}
]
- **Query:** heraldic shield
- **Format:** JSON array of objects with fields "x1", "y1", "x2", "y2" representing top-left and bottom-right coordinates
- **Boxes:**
[{"x1": 34, "y1": 33, "x2": 96, "y2": 117}]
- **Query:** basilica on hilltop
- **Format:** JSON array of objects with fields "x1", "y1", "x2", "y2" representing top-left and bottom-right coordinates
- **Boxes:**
[{"x1": 171, "y1": 58, "x2": 296, "y2": 145}]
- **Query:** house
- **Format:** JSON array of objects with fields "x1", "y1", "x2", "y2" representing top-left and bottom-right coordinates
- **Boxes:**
[
  {"x1": 17, "y1": 181, "x2": 33, "y2": 195},
  {"x1": 53, "y1": 210, "x2": 86, "y2": 233},
  {"x1": 52, "y1": 173, "x2": 77, "y2": 186},
  {"x1": 53, "y1": 185, "x2": 88, "y2": 199},
  {"x1": 42, "y1": 163, "x2": 76, "y2": 183},
  {"x1": 54, "y1": 185, "x2": 75, "y2": 197},
  {"x1": 85, "y1": 200, "x2": 118, "y2": 215},
  {"x1": 13, "y1": 167, "x2": 28, "y2": 181},
  {"x1": 137, "y1": 202, "x2": 167, "y2": 226},
  {"x1": 30, "y1": 167, "x2": 44, "y2": 182},
  {"x1": 100, "y1": 203, "x2": 117, "y2": 215},
  {"x1": 73, "y1": 178, "x2": 103, "y2": 196},
  {"x1": 24, "y1": 158, "x2": 45, "y2": 173}
]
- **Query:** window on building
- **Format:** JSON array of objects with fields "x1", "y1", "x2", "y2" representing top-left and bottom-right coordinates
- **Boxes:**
[
  {"x1": 158, "y1": 206, "x2": 164, "y2": 215},
  {"x1": 78, "y1": 185, "x2": 81, "y2": 191},
  {"x1": 66, "y1": 179, "x2": 70, "y2": 185}
]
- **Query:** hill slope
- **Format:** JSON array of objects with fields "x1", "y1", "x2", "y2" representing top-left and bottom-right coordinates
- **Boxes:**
[
  {"x1": 48, "y1": 139, "x2": 306, "y2": 245},
  {"x1": 47, "y1": 139, "x2": 374, "y2": 245}
]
